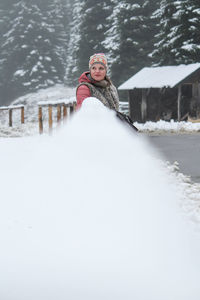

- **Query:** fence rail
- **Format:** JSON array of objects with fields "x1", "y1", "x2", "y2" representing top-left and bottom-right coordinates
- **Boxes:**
[
  {"x1": 0, "y1": 105, "x2": 25, "y2": 127},
  {"x1": 0, "y1": 101, "x2": 77, "y2": 133},
  {"x1": 38, "y1": 101, "x2": 77, "y2": 134}
]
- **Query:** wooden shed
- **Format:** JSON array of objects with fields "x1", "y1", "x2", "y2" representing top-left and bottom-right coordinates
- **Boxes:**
[{"x1": 118, "y1": 63, "x2": 200, "y2": 123}]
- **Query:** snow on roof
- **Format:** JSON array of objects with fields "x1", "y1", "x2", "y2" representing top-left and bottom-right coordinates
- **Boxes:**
[{"x1": 118, "y1": 63, "x2": 200, "y2": 90}]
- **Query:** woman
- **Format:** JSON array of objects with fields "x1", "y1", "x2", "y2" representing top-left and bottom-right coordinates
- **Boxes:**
[{"x1": 76, "y1": 53, "x2": 119, "y2": 111}]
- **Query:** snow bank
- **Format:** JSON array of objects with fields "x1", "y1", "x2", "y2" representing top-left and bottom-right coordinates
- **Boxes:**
[
  {"x1": 162, "y1": 161, "x2": 200, "y2": 225},
  {"x1": 0, "y1": 98, "x2": 200, "y2": 300},
  {"x1": 135, "y1": 119, "x2": 200, "y2": 133}
]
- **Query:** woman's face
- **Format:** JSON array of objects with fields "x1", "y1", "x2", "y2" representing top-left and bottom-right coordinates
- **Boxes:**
[{"x1": 90, "y1": 63, "x2": 106, "y2": 81}]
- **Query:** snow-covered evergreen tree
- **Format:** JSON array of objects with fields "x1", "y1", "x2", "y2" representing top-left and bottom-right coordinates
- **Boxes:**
[
  {"x1": 64, "y1": 0, "x2": 83, "y2": 86},
  {"x1": 170, "y1": 0, "x2": 200, "y2": 64},
  {"x1": 60, "y1": 0, "x2": 73, "y2": 48},
  {"x1": 0, "y1": 3, "x2": 7, "y2": 35},
  {"x1": 0, "y1": 0, "x2": 69, "y2": 105},
  {"x1": 151, "y1": 0, "x2": 181, "y2": 65},
  {"x1": 0, "y1": 1, "x2": 17, "y2": 48},
  {"x1": 142, "y1": 0, "x2": 158, "y2": 59},
  {"x1": 152, "y1": 0, "x2": 200, "y2": 66},
  {"x1": 104, "y1": 0, "x2": 158, "y2": 86}
]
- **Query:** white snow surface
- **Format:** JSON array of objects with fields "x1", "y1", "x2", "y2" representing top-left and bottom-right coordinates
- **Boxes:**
[
  {"x1": 118, "y1": 63, "x2": 200, "y2": 90},
  {"x1": 0, "y1": 98, "x2": 200, "y2": 300},
  {"x1": 135, "y1": 119, "x2": 200, "y2": 133}
]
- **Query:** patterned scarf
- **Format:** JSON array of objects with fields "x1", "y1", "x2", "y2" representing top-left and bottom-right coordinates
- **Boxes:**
[{"x1": 77, "y1": 74, "x2": 119, "y2": 111}]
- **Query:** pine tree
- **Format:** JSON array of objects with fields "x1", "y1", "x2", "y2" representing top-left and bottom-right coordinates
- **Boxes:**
[
  {"x1": 60, "y1": 0, "x2": 73, "y2": 48},
  {"x1": 64, "y1": 0, "x2": 84, "y2": 86},
  {"x1": 0, "y1": 0, "x2": 68, "y2": 105},
  {"x1": 170, "y1": 0, "x2": 200, "y2": 64},
  {"x1": 151, "y1": 0, "x2": 180, "y2": 65},
  {"x1": 45, "y1": 0, "x2": 69, "y2": 75},
  {"x1": 142, "y1": 0, "x2": 159, "y2": 63},
  {"x1": 104, "y1": 0, "x2": 157, "y2": 86},
  {"x1": 0, "y1": 0, "x2": 18, "y2": 57},
  {"x1": 151, "y1": 0, "x2": 200, "y2": 66}
]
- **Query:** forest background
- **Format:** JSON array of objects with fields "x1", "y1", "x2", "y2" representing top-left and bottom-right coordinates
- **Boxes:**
[{"x1": 0, "y1": 0, "x2": 199, "y2": 105}]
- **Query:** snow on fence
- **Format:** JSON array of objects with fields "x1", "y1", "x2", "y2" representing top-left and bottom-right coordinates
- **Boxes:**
[
  {"x1": 0, "y1": 105, "x2": 25, "y2": 127},
  {"x1": 38, "y1": 101, "x2": 77, "y2": 134}
]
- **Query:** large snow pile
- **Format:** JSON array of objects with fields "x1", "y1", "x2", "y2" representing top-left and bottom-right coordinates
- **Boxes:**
[
  {"x1": 163, "y1": 161, "x2": 200, "y2": 224},
  {"x1": 0, "y1": 99, "x2": 200, "y2": 300}
]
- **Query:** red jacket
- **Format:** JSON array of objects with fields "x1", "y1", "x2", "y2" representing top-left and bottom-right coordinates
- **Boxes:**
[{"x1": 76, "y1": 72, "x2": 94, "y2": 109}]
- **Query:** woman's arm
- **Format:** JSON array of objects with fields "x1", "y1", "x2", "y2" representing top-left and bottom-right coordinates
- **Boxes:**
[{"x1": 76, "y1": 85, "x2": 91, "y2": 109}]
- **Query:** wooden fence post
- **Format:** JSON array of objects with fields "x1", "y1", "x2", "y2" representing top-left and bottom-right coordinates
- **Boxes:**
[
  {"x1": 63, "y1": 104, "x2": 68, "y2": 120},
  {"x1": 36, "y1": 101, "x2": 77, "y2": 134},
  {"x1": 38, "y1": 106, "x2": 43, "y2": 134},
  {"x1": 57, "y1": 105, "x2": 61, "y2": 124},
  {"x1": 21, "y1": 106, "x2": 25, "y2": 124},
  {"x1": 9, "y1": 109, "x2": 13, "y2": 127},
  {"x1": 73, "y1": 101, "x2": 77, "y2": 112},
  {"x1": 48, "y1": 105, "x2": 53, "y2": 133},
  {"x1": 69, "y1": 103, "x2": 74, "y2": 115}
]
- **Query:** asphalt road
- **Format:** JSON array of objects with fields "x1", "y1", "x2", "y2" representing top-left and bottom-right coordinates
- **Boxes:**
[{"x1": 147, "y1": 134, "x2": 200, "y2": 183}]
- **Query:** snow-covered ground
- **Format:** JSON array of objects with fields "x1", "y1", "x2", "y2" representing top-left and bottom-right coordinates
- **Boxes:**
[{"x1": 0, "y1": 95, "x2": 200, "y2": 299}]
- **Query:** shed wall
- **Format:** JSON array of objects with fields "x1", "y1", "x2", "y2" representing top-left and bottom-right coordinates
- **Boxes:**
[{"x1": 129, "y1": 85, "x2": 194, "y2": 122}]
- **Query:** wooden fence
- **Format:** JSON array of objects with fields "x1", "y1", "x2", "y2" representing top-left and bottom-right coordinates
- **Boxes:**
[
  {"x1": 0, "y1": 105, "x2": 25, "y2": 127},
  {"x1": 38, "y1": 101, "x2": 77, "y2": 134}
]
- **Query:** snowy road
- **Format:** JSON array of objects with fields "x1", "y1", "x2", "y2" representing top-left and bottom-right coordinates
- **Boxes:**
[{"x1": 148, "y1": 133, "x2": 200, "y2": 183}]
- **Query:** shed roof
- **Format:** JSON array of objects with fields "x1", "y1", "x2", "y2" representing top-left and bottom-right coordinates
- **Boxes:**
[{"x1": 118, "y1": 63, "x2": 200, "y2": 90}]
